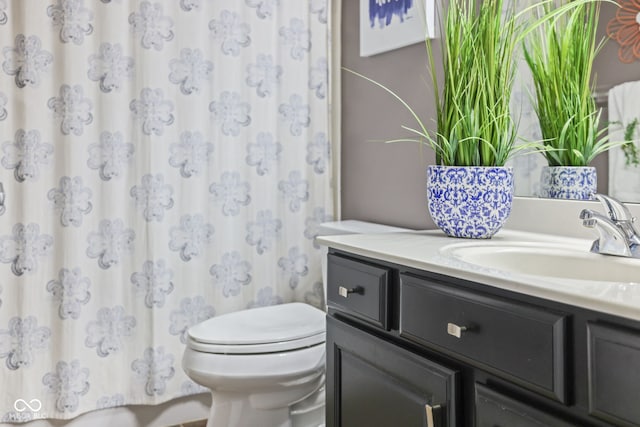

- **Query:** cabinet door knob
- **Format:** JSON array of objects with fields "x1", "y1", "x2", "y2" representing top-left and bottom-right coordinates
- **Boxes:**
[
  {"x1": 425, "y1": 403, "x2": 443, "y2": 427},
  {"x1": 338, "y1": 286, "x2": 363, "y2": 298},
  {"x1": 447, "y1": 322, "x2": 467, "y2": 338}
]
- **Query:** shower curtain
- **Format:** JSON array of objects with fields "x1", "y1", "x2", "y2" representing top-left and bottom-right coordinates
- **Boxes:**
[
  {"x1": 507, "y1": 1, "x2": 546, "y2": 197},
  {"x1": 0, "y1": 0, "x2": 334, "y2": 422}
]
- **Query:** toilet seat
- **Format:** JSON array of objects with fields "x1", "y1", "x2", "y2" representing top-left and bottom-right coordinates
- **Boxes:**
[{"x1": 187, "y1": 302, "x2": 326, "y2": 354}]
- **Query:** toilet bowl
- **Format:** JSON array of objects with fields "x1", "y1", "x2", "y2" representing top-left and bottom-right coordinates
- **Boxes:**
[
  {"x1": 183, "y1": 302, "x2": 326, "y2": 427},
  {"x1": 182, "y1": 220, "x2": 408, "y2": 427}
]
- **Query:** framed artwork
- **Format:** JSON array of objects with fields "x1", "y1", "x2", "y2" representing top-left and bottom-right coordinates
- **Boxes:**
[{"x1": 360, "y1": 0, "x2": 435, "y2": 57}]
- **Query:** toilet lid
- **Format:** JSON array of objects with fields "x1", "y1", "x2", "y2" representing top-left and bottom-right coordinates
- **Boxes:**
[{"x1": 187, "y1": 302, "x2": 326, "y2": 354}]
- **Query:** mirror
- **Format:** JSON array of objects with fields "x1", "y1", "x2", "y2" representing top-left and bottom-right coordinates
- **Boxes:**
[{"x1": 510, "y1": 2, "x2": 640, "y2": 204}]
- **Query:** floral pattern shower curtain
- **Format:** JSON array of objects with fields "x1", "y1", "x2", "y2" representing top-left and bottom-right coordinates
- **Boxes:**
[
  {"x1": 0, "y1": 0, "x2": 333, "y2": 422},
  {"x1": 500, "y1": 0, "x2": 545, "y2": 197}
]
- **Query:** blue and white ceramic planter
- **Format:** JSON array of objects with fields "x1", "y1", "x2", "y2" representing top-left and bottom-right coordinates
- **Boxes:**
[
  {"x1": 539, "y1": 166, "x2": 597, "y2": 200},
  {"x1": 427, "y1": 165, "x2": 514, "y2": 239}
]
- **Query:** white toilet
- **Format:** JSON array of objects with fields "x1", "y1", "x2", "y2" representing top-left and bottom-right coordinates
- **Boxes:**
[{"x1": 181, "y1": 220, "x2": 408, "y2": 427}]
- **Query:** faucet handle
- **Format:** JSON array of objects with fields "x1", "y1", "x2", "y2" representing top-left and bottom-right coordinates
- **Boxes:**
[
  {"x1": 580, "y1": 208, "x2": 633, "y2": 257},
  {"x1": 594, "y1": 194, "x2": 634, "y2": 222}
]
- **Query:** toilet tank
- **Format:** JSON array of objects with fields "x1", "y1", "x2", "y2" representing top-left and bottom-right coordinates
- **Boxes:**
[{"x1": 317, "y1": 220, "x2": 410, "y2": 310}]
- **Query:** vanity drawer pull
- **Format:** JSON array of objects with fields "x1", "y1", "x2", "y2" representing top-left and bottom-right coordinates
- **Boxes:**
[
  {"x1": 447, "y1": 323, "x2": 467, "y2": 338},
  {"x1": 338, "y1": 285, "x2": 364, "y2": 298},
  {"x1": 425, "y1": 403, "x2": 443, "y2": 427}
]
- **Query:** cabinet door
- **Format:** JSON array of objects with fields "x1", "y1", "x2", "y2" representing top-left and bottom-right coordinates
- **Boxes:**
[
  {"x1": 587, "y1": 322, "x2": 640, "y2": 427},
  {"x1": 475, "y1": 383, "x2": 576, "y2": 427},
  {"x1": 326, "y1": 316, "x2": 459, "y2": 427}
]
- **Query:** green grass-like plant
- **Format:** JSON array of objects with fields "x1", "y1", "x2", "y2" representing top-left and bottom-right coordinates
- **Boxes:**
[
  {"x1": 431, "y1": 0, "x2": 519, "y2": 166},
  {"x1": 621, "y1": 118, "x2": 639, "y2": 167},
  {"x1": 348, "y1": 0, "x2": 521, "y2": 166},
  {"x1": 524, "y1": 0, "x2": 618, "y2": 166},
  {"x1": 347, "y1": 0, "x2": 602, "y2": 167}
]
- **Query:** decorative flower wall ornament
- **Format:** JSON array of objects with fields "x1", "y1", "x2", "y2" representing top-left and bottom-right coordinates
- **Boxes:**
[{"x1": 607, "y1": 0, "x2": 640, "y2": 63}]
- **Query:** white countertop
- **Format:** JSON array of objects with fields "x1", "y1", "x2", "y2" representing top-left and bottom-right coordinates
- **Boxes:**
[{"x1": 317, "y1": 229, "x2": 640, "y2": 322}]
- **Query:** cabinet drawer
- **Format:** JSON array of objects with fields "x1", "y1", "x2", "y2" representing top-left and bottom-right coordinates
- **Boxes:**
[
  {"x1": 399, "y1": 274, "x2": 568, "y2": 402},
  {"x1": 327, "y1": 253, "x2": 391, "y2": 329},
  {"x1": 587, "y1": 322, "x2": 640, "y2": 427},
  {"x1": 475, "y1": 383, "x2": 575, "y2": 427}
]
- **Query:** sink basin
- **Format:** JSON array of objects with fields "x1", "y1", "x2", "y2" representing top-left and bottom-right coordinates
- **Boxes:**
[{"x1": 441, "y1": 242, "x2": 640, "y2": 283}]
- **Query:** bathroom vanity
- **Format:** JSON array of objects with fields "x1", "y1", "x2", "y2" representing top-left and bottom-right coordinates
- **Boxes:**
[{"x1": 318, "y1": 230, "x2": 640, "y2": 427}]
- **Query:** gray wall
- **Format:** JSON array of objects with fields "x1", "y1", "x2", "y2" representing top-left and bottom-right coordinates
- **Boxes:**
[
  {"x1": 340, "y1": 1, "x2": 638, "y2": 230},
  {"x1": 594, "y1": 3, "x2": 639, "y2": 94},
  {"x1": 341, "y1": 0, "x2": 437, "y2": 230}
]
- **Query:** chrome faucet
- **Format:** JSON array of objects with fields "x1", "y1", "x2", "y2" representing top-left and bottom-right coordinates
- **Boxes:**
[{"x1": 580, "y1": 194, "x2": 640, "y2": 258}]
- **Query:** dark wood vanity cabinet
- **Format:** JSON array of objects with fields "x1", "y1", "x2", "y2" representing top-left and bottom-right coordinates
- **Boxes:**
[{"x1": 325, "y1": 249, "x2": 640, "y2": 427}]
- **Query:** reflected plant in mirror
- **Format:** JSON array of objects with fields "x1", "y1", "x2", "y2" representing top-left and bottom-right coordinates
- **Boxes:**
[
  {"x1": 621, "y1": 118, "x2": 639, "y2": 167},
  {"x1": 523, "y1": 0, "x2": 622, "y2": 200}
]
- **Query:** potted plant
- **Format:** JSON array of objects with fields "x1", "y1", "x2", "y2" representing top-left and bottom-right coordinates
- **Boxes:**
[
  {"x1": 524, "y1": 0, "x2": 618, "y2": 200},
  {"x1": 421, "y1": 0, "x2": 521, "y2": 238},
  {"x1": 349, "y1": 0, "x2": 589, "y2": 238}
]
